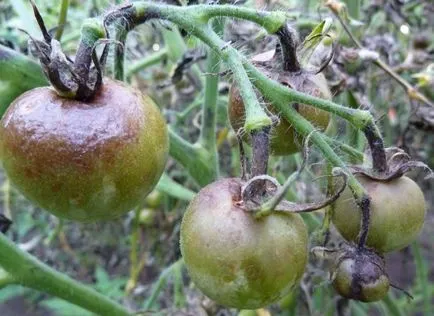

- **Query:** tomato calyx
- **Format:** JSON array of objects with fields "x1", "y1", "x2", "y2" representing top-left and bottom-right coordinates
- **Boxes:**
[
  {"x1": 236, "y1": 169, "x2": 348, "y2": 218},
  {"x1": 350, "y1": 147, "x2": 433, "y2": 182},
  {"x1": 28, "y1": 1, "x2": 108, "y2": 101}
]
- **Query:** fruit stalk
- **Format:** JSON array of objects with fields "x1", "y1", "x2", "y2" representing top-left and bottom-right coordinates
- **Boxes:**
[
  {"x1": 74, "y1": 18, "x2": 106, "y2": 83},
  {"x1": 251, "y1": 127, "x2": 271, "y2": 176},
  {"x1": 276, "y1": 24, "x2": 301, "y2": 72}
]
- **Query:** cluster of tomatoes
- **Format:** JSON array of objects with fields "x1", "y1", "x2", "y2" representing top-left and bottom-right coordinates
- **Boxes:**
[{"x1": 0, "y1": 17, "x2": 426, "y2": 313}]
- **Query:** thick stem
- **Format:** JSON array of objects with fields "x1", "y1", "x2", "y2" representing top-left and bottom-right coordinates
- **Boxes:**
[
  {"x1": 242, "y1": 60, "x2": 387, "y2": 167},
  {"x1": 193, "y1": 27, "x2": 272, "y2": 132},
  {"x1": 243, "y1": 60, "x2": 372, "y2": 129},
  {"x1": 0, "y1": 234, "x2": 130, "y2": 316},
  {"x1": 276, "y1": 24, "x2": 301, "y2": 72},
  {"x1": 268, "y1": 98, "x2": 368, "y2": 208}
]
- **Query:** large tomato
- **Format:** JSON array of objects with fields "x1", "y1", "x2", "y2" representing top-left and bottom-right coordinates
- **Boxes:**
[
  {"x1": 0, "y1": 79, "x2": 169, "y2": 221},
  {"x1": 180, "y1": 178, "x2": 308, "y2": 309}
]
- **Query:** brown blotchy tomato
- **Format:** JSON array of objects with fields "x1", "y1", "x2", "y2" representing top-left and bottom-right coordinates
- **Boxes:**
[
  {"x1": 332, "y1": 175, "x2": 426, "y2": 253},
  {"x1": 0, "y1": 79, "x2": 169, "y2": 222},
  {"x1": 228, "y1": 70, "x2": 331, "y2": 156},
  {"x1": 180, "y1": 178, "x2": 308, "y2": 309},
  {"x1": 332, "y1": 249, "x2": 390, "y2": 302}
]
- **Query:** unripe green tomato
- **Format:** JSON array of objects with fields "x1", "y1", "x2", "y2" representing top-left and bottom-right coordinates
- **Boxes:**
[
  {"x1": 332, "y1": 251, "x2": 390, "y2": 302},
  {"x1": 0, "y1": 79, "x2": 169, "y2": 222},
  {"x1": 180, "y1": 178, "x2": 308, "y2": 309},
  {"x1": 332, "y1": 175, "x2": 426, "y2": 253},
  {"x1": 144, "y1": 189, "x2": 163, "y2": 209},
  {"x1": 228, "y1": 72, "x2": 331, "y2": 156}
]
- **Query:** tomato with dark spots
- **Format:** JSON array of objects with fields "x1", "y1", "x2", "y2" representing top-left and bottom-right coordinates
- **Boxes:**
[
  {"x1": 332, "y1": 175, "x2": 426, "y2": 253},
  {"x1": 0, "y1": 79, "x2": 169, "y2": 221},
  {"x1": 180, "y1": 178, "x2": 308, "y2": 309}
]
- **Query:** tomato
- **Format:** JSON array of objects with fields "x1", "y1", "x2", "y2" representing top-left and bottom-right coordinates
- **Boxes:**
[
  {"x1": 228, "y1": 71, "x2": 331, "y2": 155},
  {"x1": 0, "y1": 79, "x2": 169, "y2": 222},
  {"x1": 180, "y1": 178, "x2": 308, "y2": 309},
  {"x1": 332, "y1": 175, "x2": 426, "y2": 253},
  {"x1": 332, "y1": 248, "x2": 389, "y2": 302}
]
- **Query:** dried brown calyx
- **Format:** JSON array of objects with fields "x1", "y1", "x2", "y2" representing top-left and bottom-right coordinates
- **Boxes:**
[{"x1": 26, "y1": 0, "x2": 109, "y2": 100}]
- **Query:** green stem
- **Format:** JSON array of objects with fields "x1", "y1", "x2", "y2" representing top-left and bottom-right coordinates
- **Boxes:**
[
  {"x1": 55, "y1": 0, "x2": 70, "y2": 40},
  {"x1": 114, "y1": 21, "x2": 129, "y2": 81},
  {"x1": 191, "y1": 26, "x2": 271, "y2": 132},
  {"x1": 156, "y1": 173, "x2": 196, "y2": 201},
  {"x1": 126, "y1": 48, "x2": 167, "y2": 79},
  {"x1": 0, "y1": 267, "x2": 14, "y2": 289},
  {"x1": 242, "y1": 60, "x2": 387, "y2": 173},
  {"x1": 0, "y1": 234, "x2": 130, "y2": 316},
  {"x1": 199, "y1": 18, "x2": 224, "y2": 177},
  {"x1": 169, "y1": 127, "x2": 217, "y2": 186},
  {"x1": 323, "y1": 136, "x2": 364, "y2": 162},
  {"x1": 270, "y1": 99, "x2": 367, "y2": 202},
  {"x1": 243, "y1": 60, "x2": 371, "y2": 129}
]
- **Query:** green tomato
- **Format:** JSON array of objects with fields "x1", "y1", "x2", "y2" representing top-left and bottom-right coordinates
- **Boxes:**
[
  {"x1": 180, "y1": 178, "x2": 308, "y2": 309},
  {"x1": 332, "y1": 175, "x2": 426, "y2": 253},
  {"x1": 0, "y1": 79, "x2": 169, "y2": 222}
]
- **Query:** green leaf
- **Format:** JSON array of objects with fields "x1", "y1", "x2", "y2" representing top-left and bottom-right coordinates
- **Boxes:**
[{"x1": 298, "y1": 18, "x2": 333, "y2": 67}]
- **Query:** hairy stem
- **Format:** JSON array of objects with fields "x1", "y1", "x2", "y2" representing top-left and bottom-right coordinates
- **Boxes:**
[{"x1": 0, "y1": 234, "x2": 130, "y2": 316}]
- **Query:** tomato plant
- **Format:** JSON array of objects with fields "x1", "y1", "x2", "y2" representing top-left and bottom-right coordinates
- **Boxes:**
[{"x1": 0, "y1": 1, "x2": 432, "y2": 315}]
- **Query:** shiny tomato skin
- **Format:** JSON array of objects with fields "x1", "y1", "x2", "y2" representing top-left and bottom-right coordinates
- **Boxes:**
[
  {"x1": 0, "y1": 79, "x2": 169, "y2": 221},
  {"x1": 180, "y1": 178, "x2": 308, "y2": 309}
]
